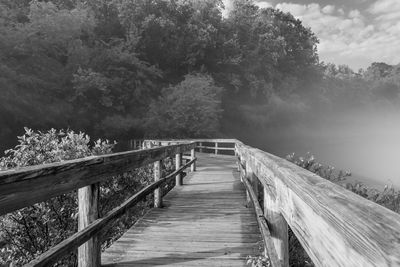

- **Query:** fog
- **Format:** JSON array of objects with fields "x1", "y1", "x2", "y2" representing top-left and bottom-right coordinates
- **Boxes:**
[{"x1": 238, "y1": 104, "x2": 400, "y2": 189}]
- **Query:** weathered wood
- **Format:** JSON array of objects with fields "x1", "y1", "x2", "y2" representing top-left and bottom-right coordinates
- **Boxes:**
[
  {"x1": 154, "y1": 160, "x2": 162, "y2": 208},
  {"x1": 175, "y1": 153, "x2": 182, "y2": 186},
  {"x1": 242, "y1": 177, "x2": 281, "y2": 267},
  {"x1": 190, "y1": 149, "x2": 196, "y2": 172},
  {"x1": 245, "y1": 161, "x2": 252, "y2": 207},
  {"x1": 196, "y1": 146, "x2": 235, "y2": 151},
  {"x1": 102, "y1": 154, "x2": 260, "y2": 267},
  {"x1": 263, "y1": 186, "x2": 289, "y2": 266},
  {"x1": 23, "y1": 159, "x2": 196, "y2": 267},
  {"x1": 78, "y1": 183, "x2": 100, "y2": 267},
  {"x1": 0, "y1": 142, "x2": 195, "y2": 216},
  {"x1": 236, "y1": 142, "x2": 400, "y2": 267}
]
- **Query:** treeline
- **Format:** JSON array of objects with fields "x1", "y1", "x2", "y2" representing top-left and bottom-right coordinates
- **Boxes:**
[
  {"x1": 0, "y1": 0, "x2": 319, "y2": 151},
  {"x1": 1, "y1": 0, "x2": 399, "y2": 153}
]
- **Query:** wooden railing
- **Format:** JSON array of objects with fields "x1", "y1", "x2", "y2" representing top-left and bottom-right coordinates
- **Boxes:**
[
  {"x1": 145, "y1": 139, "x2": 400, "y2": 267},
  {"x1": 0, "y1": 142, "x2": 197, "y2": 267},
  {"x1": 2, "y1": 138, "x2": 400, "y2": 267},
  {"x1": 143, "y1": 139, "x2": 236, "y2": 155}
]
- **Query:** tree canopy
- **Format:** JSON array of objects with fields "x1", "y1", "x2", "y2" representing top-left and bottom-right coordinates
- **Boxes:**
[{"x1": 0, "y1": 0, "x2": 399, "y2": 152}]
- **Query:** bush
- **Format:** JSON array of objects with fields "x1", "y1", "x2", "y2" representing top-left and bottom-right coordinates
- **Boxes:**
[
  {"x1": 0, "y1": 128, "x2": 115, "y2": 266},
  {"x1": 0, "y1": 128, "x2": 179, "y2": 266}
]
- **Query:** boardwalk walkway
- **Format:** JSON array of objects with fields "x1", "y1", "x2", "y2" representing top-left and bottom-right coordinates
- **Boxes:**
[{"x1": 102, "y1": 153, "x2": 261, "y2": 266}]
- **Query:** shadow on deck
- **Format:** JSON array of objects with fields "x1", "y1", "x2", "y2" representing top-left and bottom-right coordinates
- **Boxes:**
[{"x1": 101, "y1": 153, "x2": 261, "y2": 267}]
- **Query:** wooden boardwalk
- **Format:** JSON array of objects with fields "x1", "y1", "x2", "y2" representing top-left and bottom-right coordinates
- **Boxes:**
[{"x1": 102, "y1": 153, "x2": 261, "y2": 266}]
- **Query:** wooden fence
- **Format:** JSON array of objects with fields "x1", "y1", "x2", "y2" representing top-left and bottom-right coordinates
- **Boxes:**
[
  {"x1": 0, "y1": 142, "x2": 197, "y2": 267},
  {"x1": 1, "y1": 138, "x2": 400, "y2": 267},
  {"x1": 145, "y1": 139, "x2": 400, "y2": 267}
]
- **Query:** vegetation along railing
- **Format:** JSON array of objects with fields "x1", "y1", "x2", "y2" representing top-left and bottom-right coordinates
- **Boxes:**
[
  {"x1": 0, "y1": 142, "x2": 197, "y2": 267},
  {"x1": 1, "y1": 138, "x2": 400, "y2": 266},
  {"x1": 145, "y1": 139, "x2": 400, "y2": 267}
]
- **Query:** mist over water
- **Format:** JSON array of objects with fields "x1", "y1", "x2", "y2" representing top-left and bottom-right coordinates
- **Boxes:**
[{"x1": 240, "y1": 104, "x2": 400, "y2": 189}]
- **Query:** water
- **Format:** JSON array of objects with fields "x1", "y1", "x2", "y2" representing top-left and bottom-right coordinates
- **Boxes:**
[{"x1": 245, "y1": 106, "x2": 400, "y2": 189}]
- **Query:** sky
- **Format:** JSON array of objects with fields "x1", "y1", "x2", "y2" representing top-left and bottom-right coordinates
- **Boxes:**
[{"x1": 223, "y1": 0, "x2": 400, "y2": 70}]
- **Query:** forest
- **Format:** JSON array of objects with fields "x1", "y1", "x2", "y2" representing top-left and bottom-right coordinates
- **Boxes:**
[
  {"x1": 1, "y1": 0, "x2": 400, "y2": 266},
  {"x1": 1, "y1": 0, "x2": 399, "y2": 154}
]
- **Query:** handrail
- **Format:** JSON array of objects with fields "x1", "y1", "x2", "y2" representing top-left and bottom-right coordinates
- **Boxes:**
[
  {"x1": 25, "y1": 158, "x2": 196, "y2": 267},
  {"x1": 4, "y1": 138, "x2": 400, "y2": 267},
  {"x1": 0, "y1": 142, "x2": 197, "y2": 267},
  {"x1": 148, "y1": 139, "x2": 400, "y2": 267},
  {"x1": 0, "y1": 142, "x2": 195, "y2": 215},
  {"x1": 235, "y1": 140, "x2": 400, "y2": 267}
]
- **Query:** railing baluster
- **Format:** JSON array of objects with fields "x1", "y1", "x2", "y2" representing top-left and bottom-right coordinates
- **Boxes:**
[
  {"x1": 263, "y1": 186, "x2": 289, "y2": 266},
  {"x1": 175, "y1": 153, "x2": 182, "y2": 186},
  {"x1": 190, "y1": 148, "x2": 196, "y2": 172},
  {"x1": 245, "y1": 161, "x2": 253, "y2": 207},
  {"x1": 215, "y1": 142, "x2": 218, "y2": 155},
  {"x1": 78, "y1": 183, "x2": 100, "y2": 267},
  {"x1": 154, "y1": 159, "x2": 162, "y2": 208}
]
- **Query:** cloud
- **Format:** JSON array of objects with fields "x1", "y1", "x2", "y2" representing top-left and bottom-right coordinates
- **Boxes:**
[
  {"x1": 322, "y1": 5, "x2": 335, "y2": 14},
  {"x1": 274, "y1": 1, "x2": 400, "y2": 69},
  {"x1": 257, "y1": 1, "x2": 273, "y2": 9}
]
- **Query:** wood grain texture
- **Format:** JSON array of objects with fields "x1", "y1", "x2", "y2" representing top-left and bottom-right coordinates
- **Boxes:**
[
  {"x1": 0, "y1": 143, "x2": 195, "y2": 216},
  {"x1": 236, "y1": 142, "x2": 400, "y2": 267},
  {"x1": 78, "y1": 183, "x2": 100, "y2": 267},
  {"x1": 190, "y1": 149, "x2": 196, "y2": 172},
  {"x1": 175, "y1": 153, "x2": 182, "y2": 186},
  {"x1": 23, "y1": 159, "x2": 196, "y2": 267},
  {"x1": 263, "y1": 186, "x2": 289, "y2": 267},
  {"x1": 102, "y1": 153, "x2": 261, "y2": 267},
  {"x1": 154, "y1": 160, "x2": 162, "y2": 208},
  {"x1": 242, "y1": 177, "x2": 281, "y2": 267}
]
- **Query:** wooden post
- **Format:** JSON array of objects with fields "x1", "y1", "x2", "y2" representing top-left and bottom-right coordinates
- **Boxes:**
[
  {"x1": 235, "y1": 146, "x2": 240, "y2": 172},
  {"x1": 78, "y1": 183, "x2": 100, "y2": 267},
  {"x1": 175, "y1": 153, "x2": 182, "y2": 186},
  {"x1": 190, "y1": 148, "x2": 196, "y2": 172},
  {"x1": 154, "y1": 160, "x2": 162, "y2": 208},
  {"x1": 245, "y1": 161, "x2": 253, "y2": 207},
  {"x1": 264, "y1": 187, "x2": 289, "y2": 266},
  {"x1": 199, "y1": 142, "x2": 203, "y2": 153},
  {"x1": 215, "y1": 142, "x2": 218, "y2": 155}
]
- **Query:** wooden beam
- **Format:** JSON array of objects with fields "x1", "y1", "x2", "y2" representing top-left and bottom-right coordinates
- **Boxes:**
[
  {"x1": 154, "y1": 160, "x2": 162, "y2": 208},
  {"x1": 264, "y1": 186, "x2": 289, "y2": 266},
  {"x1": 245, "y1": 161, "x2": 252, "y2": 208},
  {"x1": 195, "y1": 146, "x2": 235, "y2": 151},
  {"x1": 175, "y1": 153, "x2": 182, "y2": 186},
  {"x1": 236, "y1": 142, "x2": 400, "y2": 266},
  {"x1": 190, "y1": 149, "x2": 196, "y2": 172},
  {"x1": 0, "y1": 142, "x2": 195, "y2": 216},
  {"x1": 78, "y1": 184, "x2": 100, "y2": 267},
  {"x1": 243, "y1": 177, "x2": 281, "y2": 267},
  {"x1": 24, "y1": 158, "x2": 196, "y2": 267}
]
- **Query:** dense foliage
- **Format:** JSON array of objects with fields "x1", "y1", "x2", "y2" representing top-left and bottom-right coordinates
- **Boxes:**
[
  {"x1": 0, "y1": 128, "x2": 173, "y2": 266},
  {"x1": 0, "y1": 0, "x2": 321, "y2": 152}
]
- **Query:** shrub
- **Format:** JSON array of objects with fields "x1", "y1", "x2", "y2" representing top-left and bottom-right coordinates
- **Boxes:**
[
  {"x1": 0, "y1": 128, "x2": 115, "y2": 266},
  {"x1": 0, "y1": 128, "x2": 178, "y2": 266}
]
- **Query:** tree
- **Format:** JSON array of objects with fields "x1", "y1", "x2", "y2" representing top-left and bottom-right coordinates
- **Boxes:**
[{"x1": 146, "y1": 73, "x2": 222, "y2": 138}]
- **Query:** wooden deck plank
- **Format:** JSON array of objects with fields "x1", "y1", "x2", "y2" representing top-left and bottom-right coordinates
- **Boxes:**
[{"x1": 102, "y1": 153, "x2": 261, "y2": 266}]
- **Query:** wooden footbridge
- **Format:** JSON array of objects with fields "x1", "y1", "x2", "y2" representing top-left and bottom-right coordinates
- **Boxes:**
[{"x1": 1, "y1": 139, "x2": 400, "y2": 267}]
